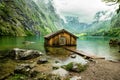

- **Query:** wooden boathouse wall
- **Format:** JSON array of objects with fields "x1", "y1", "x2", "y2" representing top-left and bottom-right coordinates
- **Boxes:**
[{"x1": 44, "y1": 29, "x2": 77, "y2": 46}]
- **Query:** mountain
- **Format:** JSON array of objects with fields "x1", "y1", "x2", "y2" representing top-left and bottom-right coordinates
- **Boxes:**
[
  {"x1": 103, "y1": 11, "x2": 120, "y2": 37},
  {"x1": 0, "y1": 0, "x2": 119, "y2": 37},
  {"x1": 0, "y1": 0, "x2": 62, "y2": 36},
  {"x1": 62, "y1": 10, "x2": 116, "y2": 36},
  {"x1": 89, "y1": 10, "x2": 120, "y2": 37},
  {"x1": 62, "y1": 16, "x2": 89, "y2": 34}
]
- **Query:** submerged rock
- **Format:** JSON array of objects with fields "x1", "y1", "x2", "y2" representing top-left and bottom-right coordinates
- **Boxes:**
[
  {"x1": 55, "y1": 60, "x2": 60, "y2": 63},
  {"x1": 22, "y1": 41, "x2": 35, "y2": 46},
  {"x1": 8, "y1": 48, "x2": 42, "y2": 60},
  {"x1": 37, "y1": 58, "x2": 48, "y2": 64},
  {"x1": 14, "y1": 64, "x2": 31, "y2": 75}
]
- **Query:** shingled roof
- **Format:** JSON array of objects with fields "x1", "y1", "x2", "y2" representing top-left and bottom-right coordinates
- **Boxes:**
[{"x1": 44, "y1": 29, "x2": 77, "y2": 39}]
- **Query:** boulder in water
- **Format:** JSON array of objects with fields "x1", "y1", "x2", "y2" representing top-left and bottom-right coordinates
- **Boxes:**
[{"x1": 8, "y1": 48, "x2": 42, "y2": 60}]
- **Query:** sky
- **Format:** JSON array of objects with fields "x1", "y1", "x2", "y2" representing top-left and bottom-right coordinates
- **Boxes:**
[{"x1": 53, "y1": 0, "x2": 117, "y2": 23}]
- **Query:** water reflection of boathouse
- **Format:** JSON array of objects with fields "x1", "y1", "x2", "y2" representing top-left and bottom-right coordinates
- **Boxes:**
[{"x1": 44, "y1": 29, "x2": 77, "y2": 55}]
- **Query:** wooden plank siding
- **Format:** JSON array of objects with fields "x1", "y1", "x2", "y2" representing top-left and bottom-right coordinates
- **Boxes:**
[{"x1": 44, "y1": 29, "x2": 77, "y2": 46}]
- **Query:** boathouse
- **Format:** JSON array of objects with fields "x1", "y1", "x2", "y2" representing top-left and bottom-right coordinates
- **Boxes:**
[{"x1": 44, "y1": 29, "x2": 77, "y2": 46}]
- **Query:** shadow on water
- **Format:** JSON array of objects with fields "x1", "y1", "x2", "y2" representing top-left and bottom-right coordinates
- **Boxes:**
[
  {"x1": 45, "y1": 46, "x2": 87, "y2": 65},
  {"x1": 45, "y1": 46, "x2": 76, "y2": 58}
]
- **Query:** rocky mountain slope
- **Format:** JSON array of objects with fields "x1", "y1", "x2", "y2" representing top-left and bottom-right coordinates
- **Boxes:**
[
  {"x1": 62, "y1": 16, "x2": 89, "y2": 33},
  {"x1": 62, "y1": 10, "x2": 120, "y2": 37},
  {"x1": 0, "y1": 0, "x2": 62, "y2": 36}
]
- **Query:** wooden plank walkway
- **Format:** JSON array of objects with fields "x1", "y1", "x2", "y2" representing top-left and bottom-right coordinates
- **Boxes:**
[{"x1": 64, "y1": 47, "x2": 105, "y2": 59}]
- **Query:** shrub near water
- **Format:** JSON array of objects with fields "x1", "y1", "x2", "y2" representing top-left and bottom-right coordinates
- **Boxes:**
[
  {"x1": 62, "y1": 62, "x2": 87, "y2": 73},
  {"x1": 76, "y1": 63, "x2": 88, "y2": 72},
  {"x1": 63, "y1": 62, "x2": 73, "y2": 71},
  {"x1": 7, "y1": 74, "x2": 27, "y2": 80}
]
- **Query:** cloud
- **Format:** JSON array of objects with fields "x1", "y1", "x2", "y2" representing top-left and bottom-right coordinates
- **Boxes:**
[{"x1": 53, "y1": 0, "x2": 117, "y2": 23}]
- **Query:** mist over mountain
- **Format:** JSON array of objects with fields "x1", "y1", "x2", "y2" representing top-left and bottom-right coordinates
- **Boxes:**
[
  {"x1": 0, "y1": 0, "x2": 119, "y2": 37},
  {"x1": 62, "y1": 16, "x2": 89, "y2": 33},
  {"x1": 61, "y1": 10, "x2": 117, "y2": 36}
]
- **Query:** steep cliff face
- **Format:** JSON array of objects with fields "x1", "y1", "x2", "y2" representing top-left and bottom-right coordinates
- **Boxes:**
[{"x1": 0, "y1": 0, "x2": 61, "y2": 36}]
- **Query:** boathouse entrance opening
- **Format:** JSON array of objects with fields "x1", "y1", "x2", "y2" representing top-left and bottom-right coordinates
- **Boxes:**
[{"x1": 59, "y1": 36, "x2": 66, "y2": 46}]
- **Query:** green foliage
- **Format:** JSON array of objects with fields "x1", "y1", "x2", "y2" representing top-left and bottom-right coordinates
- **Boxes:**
[
  {"x1": 62, "y1": 62, "x2": 87, "y2": 73},
  {"x1": 104, "y1": 28, "x2": 120, "y2": 36},
  {"x1": 76, "y1": 63, "x2": 88, "y2": 72},
  {"x1": 36, "y1": 73, "x2": 61, "y2": 80},
  {"x1": 8, "y1": 74, "x2": 27, "y2": 80},
  {"x1": 76, "y1": 33, "x2": 87, "y2": 37},
  {"x1": 102, "y1": 0, "x2": 120, "y2": 13},
  {"x1": 91, "y1": 27, "x2": 120, "y2": 37},
  {"x1": 64, "y1": 62, "x2": 74, "y2": 71},
  {"x1": 111, "y1": 12, "x2": 120, "y2": 28},
  {"x1": 0, "y1": 20, "x2": 26, "y2": 36},
  {"x1": 102, "y1": 0, "x2": 119, "y2": 2},
  {"x1": 0, "y1": 2, "x2": 5, "y2": 10},
  {"x1": 0, "y1": 0, "x2": 60, "y2": 36}
]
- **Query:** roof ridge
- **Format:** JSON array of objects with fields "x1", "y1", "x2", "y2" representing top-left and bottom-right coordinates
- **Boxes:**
[{"x1": 44, "y1": 29, "x2": 77, "y2": 39}]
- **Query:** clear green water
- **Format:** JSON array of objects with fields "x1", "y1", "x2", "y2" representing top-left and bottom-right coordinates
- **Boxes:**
[
  {"x1": 0, "y1": 36, "x2": 120, "y2": 60},
  {"x1": 0, "y1": 36, "x2": 45, "y2": 52},
  {"x1": 0, "y1": 36, "x2": 120, "y2": 79},
  {"x1": 77, "y1": 36, "x2": 120, "y2": 60}
]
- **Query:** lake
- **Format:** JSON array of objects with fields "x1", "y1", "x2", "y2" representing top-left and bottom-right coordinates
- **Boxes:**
[{"x1": 0, "y1": 36, "x2": 120, "y2": 61}]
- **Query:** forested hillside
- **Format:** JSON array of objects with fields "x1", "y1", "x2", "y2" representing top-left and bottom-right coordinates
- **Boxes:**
[
  {"x1": 0, "y1": 0, "x2": 119, "y2": 37},
  {"x1": 61, "y1": 0, "x2": 120, "y2": 37},
  {"x1": 0, "y1": 0, "x2": 62, "y2": 36}
]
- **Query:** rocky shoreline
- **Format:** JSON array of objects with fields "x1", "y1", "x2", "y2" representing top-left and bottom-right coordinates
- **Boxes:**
[{"x1": 0, "y1": 48, "x2": 120, "y2": 80}]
